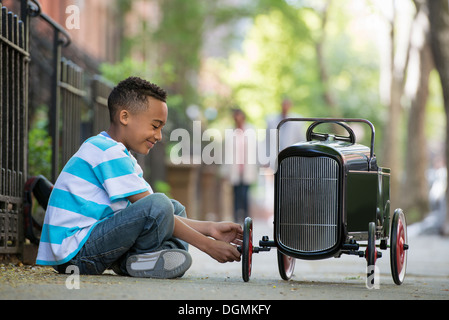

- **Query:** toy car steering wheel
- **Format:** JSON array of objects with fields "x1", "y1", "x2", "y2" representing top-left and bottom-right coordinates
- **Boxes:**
[{"x1": 306, "y1": 121, "x2": 356, "y2": 144}]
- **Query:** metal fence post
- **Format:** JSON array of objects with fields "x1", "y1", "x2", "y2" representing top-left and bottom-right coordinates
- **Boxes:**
[{"x1": 50, "y1": 28, "x2": 62, "y2": 183}]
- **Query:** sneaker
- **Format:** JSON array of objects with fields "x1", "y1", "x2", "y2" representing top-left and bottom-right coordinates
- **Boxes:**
[{"x1": 126, "y1": 249, "x2": 192, "y2": 279}]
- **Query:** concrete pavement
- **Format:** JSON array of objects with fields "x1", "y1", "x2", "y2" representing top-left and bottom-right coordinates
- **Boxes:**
[{"x1": 0, "y1": 218, "x2": 448, "y2": 300}]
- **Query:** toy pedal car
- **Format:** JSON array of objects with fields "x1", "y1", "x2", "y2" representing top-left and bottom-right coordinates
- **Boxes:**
[{"x1": 239, "y1": 118, "x2": 409, "y2": 286}]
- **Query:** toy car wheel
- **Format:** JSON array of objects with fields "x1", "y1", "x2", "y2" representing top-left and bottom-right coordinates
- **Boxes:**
[
  {"x1": 277, "y1": 251, "x2": 295, "y2": 281},
  {"x1": 242, "y1": 217, "x2": 253, "y2": 282},
  {"x1": 390, "y1": 209, "x2": 408, "y2": 285},
  {"x1": 366, "y1": 222, "x2": 377, "y2": 287},
  {"x1": 366, "y1": 222, "x2": 377, "y2": 265}
]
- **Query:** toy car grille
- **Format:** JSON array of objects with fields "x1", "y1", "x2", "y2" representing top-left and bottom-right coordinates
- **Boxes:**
[{"x1": 277, "y1": 156, "x2": 339, "y2": 253}]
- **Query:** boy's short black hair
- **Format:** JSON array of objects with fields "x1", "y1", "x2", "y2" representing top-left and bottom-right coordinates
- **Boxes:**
[{"x1": 108, "y1": 77, "x2": 168, "y2": 123}]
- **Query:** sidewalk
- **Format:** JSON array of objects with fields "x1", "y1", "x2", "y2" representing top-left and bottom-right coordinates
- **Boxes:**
[{"x1": 0, "y1": 218, "x2": 448, "y2": 300}]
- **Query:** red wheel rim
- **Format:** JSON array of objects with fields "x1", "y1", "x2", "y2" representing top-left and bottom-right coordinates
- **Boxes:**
[
  {"x1": 248, "y1": 227, "x2": 253, "y2": 277},
  {"x1": 396, "y1": 219, "x2": 405, "y2": 273},
  {"x1": 365, "y1": 247, "x2": 378, "y2": 263},
  {"x1": 242, "y1": 218, "x2": 253, "y2": 282},
  {"x1": 391, "y1": 210, "x2": 408, "y2": 285}
]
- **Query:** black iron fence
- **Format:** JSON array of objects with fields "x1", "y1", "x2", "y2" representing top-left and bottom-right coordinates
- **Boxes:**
[
  {"x1": 0, "y1": 1, "x2": 30, "y2": 255},
  {"x1": 91, "y1": 75, "x2": 113, "y2": 137},
  {"x1": 0, "y1": 0, "x2": 113, "y2": 256},
  {"x1": 52, "y1": 58, "x2": 86, "y2": 182}
]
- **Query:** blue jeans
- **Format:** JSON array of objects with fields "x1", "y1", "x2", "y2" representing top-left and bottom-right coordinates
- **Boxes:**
[{"x1": 60, "y1": 193, "x2": 188, "y2": 275}]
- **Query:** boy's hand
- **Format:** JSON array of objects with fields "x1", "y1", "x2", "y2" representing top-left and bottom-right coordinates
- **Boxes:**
[
  {"x1": 172, "y1": 217, "x2": 242, "y2": 264},
  {"x1": 209, "y1": 222, "x2": 243, "y2": 246},
  {"x1": 204, "y1": 239, "x2": 241, "y2": 263}
]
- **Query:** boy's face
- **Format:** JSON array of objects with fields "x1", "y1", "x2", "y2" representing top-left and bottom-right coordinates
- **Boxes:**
[{"x1": 120, "y1": 97, "x2": 168, "y2": 155}]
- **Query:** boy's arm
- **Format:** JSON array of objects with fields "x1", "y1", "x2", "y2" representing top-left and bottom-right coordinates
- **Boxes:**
[
  {"x1": 128, "y1": 191, "x2": 151, "y2": 203},
  {"x1": 128, "y1": 193, "x2": 241, "y2": 241},
  {"x1": 176, "y1": 217, "x2": 243, "y2": 245},
  {"x1": 174, "y1": 216, "x2": 241, "y2": 263},
  {"x1": 175, "y1": 217, "x2": 212, "y2": 236},
  {"x1": 127, "y1": 192, "x2": 241, "y2": 263}
]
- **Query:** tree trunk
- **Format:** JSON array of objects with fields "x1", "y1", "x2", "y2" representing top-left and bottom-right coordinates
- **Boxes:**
[
  {"x1": 427, "y1": 0, "x2": 449, "y2": 235},
  {"x1": 315, "y1": 0, "x2": 339, "y2": 118},
  {"x1": 401, "y1": 0, "x2": 432, "y2": 218},
  {"x1": 383, "y1": 0, "x2": 408, "y2": 209}
]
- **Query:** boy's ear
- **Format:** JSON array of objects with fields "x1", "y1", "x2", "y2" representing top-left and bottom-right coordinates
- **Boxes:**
[{"x1": 118, "y1": 110, "x2": 130, "y2": 126}]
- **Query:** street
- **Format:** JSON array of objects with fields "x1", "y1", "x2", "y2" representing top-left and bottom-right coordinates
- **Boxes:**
[{"x1": 0, "y1": 218, "x2": 448, "y2": 301}]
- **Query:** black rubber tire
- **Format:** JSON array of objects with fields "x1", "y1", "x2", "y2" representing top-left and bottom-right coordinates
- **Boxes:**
[
  {"x1": 366, "y1": 222, "x2": 377, "y2": 288},
  {"x1": 277, "y1": 251, "x2": 295, "y2": 281}
]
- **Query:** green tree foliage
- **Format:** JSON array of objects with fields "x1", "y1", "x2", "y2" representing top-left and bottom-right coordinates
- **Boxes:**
[
  {"x1": 95, "y1": 0, "x2": 446, "y2": 222},
  {"x1": 210, "y1": 0, "x2": 385, "y2": 149},
  {"x1": 28, "y1": 105, "x2": 52, "y2": 178},
  {"x1": 102, "y1": 0, "x2": 211, "y2": 129},
  {"x1": 222, "y1": 8, "x2": 321, "y2": 126},
  {"x1": 103, "y1": 0, "x2": 444, "y2": 170}
]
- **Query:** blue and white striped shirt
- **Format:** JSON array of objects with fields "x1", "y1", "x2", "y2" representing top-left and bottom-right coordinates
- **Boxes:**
[{"x1": 36, "y1": 132, "x2": 153, "y2": 266}]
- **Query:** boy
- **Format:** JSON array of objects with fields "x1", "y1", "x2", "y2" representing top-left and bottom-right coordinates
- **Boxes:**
[{"x1": 36, "y1": 77, "x2": 242, "y2": 278}]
